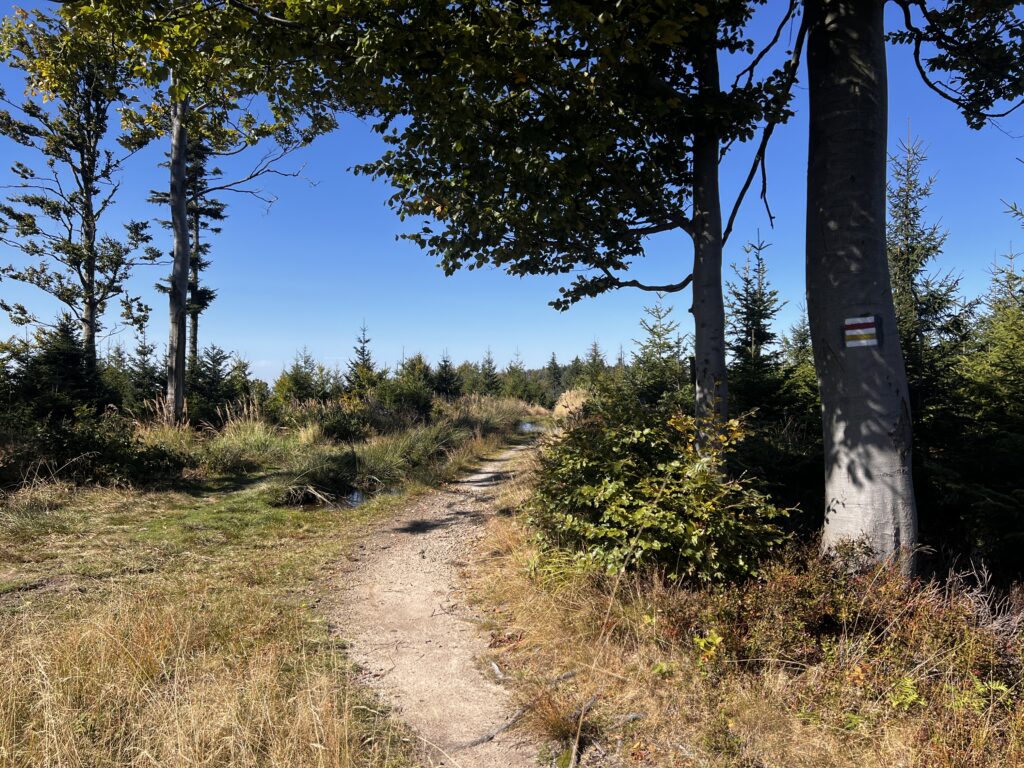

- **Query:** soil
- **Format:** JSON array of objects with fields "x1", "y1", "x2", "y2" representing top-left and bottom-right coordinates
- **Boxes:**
[{"x1": 326, "y1": 445, "x2": 540, "y2": 768}]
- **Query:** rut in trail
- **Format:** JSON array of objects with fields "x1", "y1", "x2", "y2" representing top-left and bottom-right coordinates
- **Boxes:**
[{"x1": 327, "y1": 445, "x2": 539, "y2": 768}]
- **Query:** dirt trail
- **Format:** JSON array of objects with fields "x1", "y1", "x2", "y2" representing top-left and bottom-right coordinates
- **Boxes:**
[{"x1": 327, "y1": 445, "x2": 539, "y2": 768}]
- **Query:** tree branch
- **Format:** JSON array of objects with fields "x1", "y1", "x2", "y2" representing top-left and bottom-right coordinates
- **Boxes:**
[
  {"x1": 731, "y1": 0, "x2": 799, "y2": 90},
  {"x1": 600, "y1": 267, "x2": 693, "y2": 294},
  {"x1": 722, "y1": 11, "x2": 807, "y2": 246}
]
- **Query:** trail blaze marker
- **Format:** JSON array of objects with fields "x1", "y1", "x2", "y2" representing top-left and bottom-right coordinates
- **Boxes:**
[{"x1": 844, "y1": 316, "x2": 879, "y2": 348}]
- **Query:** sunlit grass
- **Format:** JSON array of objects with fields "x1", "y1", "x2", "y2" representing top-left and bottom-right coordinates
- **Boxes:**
[
  {"x1": 0, "y1": 396, "x2": 540, "y2": 767},
  {"x1": 469, "y1": 460, "x2": 1024, "y2": 768}
]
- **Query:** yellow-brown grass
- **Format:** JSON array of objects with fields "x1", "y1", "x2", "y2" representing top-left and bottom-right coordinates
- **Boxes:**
[
  {"x1": 0, "y1": 404, "x2": 545, "y2": 768},
  {"x1": 0, "y1": 478, "x2": 431, "y2": 766},
  {"x1": 0, "y1": 584, "x2": 412, "y2": 767},
  {"x1": 468, "y1": 461, "x2": 1024, "y2": 767},
  {"x1": 552, "y1": 389, "x2": 588, "y2": 421}
]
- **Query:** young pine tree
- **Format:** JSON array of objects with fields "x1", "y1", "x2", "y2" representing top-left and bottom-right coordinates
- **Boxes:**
[
  {"x1": 582, "y1": 341, "x2": 606, "y2": 387},
  {"x1": 627, "y1": 301, "x2": 690, "y2": 408},
  {"x1": 543, "y1": 352, "x2": 563, "y2": 406},
  {"x1": 725, "y1": 240, "x2": 786, "y2": 414},
  {"x1": 129, "y1": 335, "x2": 164, "y2": 406},
  {"x1": 886, "y1": 138, "x2": 975, "y2": 431},
  {"x1": 501, "y1": 353, "x2": 532, "y2": 401},
  {"x1": 433, "y1": 352, "x2": 463, "y2": 400},
  {"x1": 478, "y1": 349, "x2": 501, "y2": 396},
  {"x1": 345, "y1": 324, "x2": 384, "y2": 398},
  {"x1": 779, "y1": 310, "x2": 820, "y2": 422},
  {"x1": 964, "y1": 253, "x2": 1024, "y2": 428}
]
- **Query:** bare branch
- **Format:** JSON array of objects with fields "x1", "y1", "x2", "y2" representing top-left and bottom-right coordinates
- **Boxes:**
[
  {"x1": 600, "y1": 267, "x2": 694, "y2": 294},
  {"x1": 723, "y1": 12, "x2": 808, "y2": 245},
  {"x1": 731, "y1": 0, "x2": 799, "y2": 90}
]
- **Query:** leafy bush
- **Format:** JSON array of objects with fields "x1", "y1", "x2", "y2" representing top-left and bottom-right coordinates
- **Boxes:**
[{"x1": 531, "y1": 394, "x2": 787, "y2": 581}]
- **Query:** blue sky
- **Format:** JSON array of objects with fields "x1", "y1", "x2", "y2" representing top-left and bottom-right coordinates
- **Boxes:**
[{"x1": 2, "y1": 3, "x2": 1022, "y2": 381}]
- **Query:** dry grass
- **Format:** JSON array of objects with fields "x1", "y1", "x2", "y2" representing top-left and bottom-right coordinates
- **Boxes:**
[
  {"x1": 552, "y1": 389, "x2": 588, "y2": 421},
  {"x1": 0, "y1": 585, "x2": 412, "y2": 767},
  {"x1": 0, "y1": 476, "x2": 425, "y2": 766},
  {"x1": 0, "y1": 400, "x2": 542, "y2": 767},
  {"x1": 468, "y1": 462, "x2": 1024, "y2": 767}
]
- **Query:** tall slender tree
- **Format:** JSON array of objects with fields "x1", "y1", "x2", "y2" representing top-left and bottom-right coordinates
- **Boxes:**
[
  {"x1": 804, "y1": 0, "x2": 1024, "y2": 564},
  {"x1": 805, "y1": 0, "x2": 917, "y2": 562},
  {"x1": 351, "y1": 1, "x2": 804, "y2": 421},
  {"x1": 148, "y1": 138, "x2": 226, "y2": 376},
  {"x1": 71, "y1": 0, "x2": 341, "y2": 422},
  {"x1": 0, "y1": 11, "x2": 159, "y2": 373}
]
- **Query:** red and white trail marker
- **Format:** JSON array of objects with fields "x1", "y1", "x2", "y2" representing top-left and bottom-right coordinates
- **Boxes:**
[{"x1": 844, "y1": 316, "x2": 878, "y2": 348}]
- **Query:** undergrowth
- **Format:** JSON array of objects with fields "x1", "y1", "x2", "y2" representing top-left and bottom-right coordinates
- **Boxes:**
[{"x1": 472, "y1": 455, "x2": 1024, "y2": 767}]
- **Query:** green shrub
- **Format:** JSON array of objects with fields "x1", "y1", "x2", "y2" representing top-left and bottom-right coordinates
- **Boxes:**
[{"x1": 531, "y1": 394, "x2": 787, "y2": 582}]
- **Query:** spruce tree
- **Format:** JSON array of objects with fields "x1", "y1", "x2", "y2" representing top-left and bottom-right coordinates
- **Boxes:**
[
  {"x1": 779, "y1": 310, "x2": 820, "y2": 422},
  {"x1": 627, "y1": 301, "x2": 690, "y2": 408},
  {"x1": 886, "y1": 138, "x2": 975, "y2": 430},
  {"x1": 457, "y1": 361, "x2": 482, "y2": 395},
  {"x1": 544, "y1": 352, "x2": 563, "y2": 406},
  {"x1": 582, "y1": 341, "x2": 606, "y2": 387},
  {"x1": 478, "y1": 349, "x2": 501, "y2": 396},
  {"x1": 501, "y1": 353, "x2": 531, "y2": 401},
  {"x1": 725, "y1": 240, "x2": 786, "y2": 413},
  {"x1": 964, "y1": 252, "x2": 1024, "y2": 428},
  {"x1": 345, "y1": 324, "x2": 384, "y2": 397},
  {"x1": 433, "y1": 352, "x2": 463, "y2": 400},
  {"x1": 383, "y1": 353, "x2": 434, "y2": 419},
  {"x1": 561, "y1": 356, "x2": 586, "y2": 391},
  {"x1": 129, "y1": 335, "x2": 164, "y2": 407}
]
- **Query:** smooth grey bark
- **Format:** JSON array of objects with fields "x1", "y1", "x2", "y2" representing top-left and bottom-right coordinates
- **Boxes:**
[
  {"x1": 167, "y1": 90, "x2": 190, "y2": 424},
  {"x1": 805, "y1": 0, "x2": 917, "y2": 566},
  {"x1": 691, "y1": 48, "x2": 728, "y2": 422}
]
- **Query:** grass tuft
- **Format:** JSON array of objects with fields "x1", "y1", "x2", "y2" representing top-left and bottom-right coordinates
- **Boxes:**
[
  {"x1": 0, "y1": 480, "x2": 76, "y2": 542},
  {"x1": 0, "y1": 584, "x2": 414, "y2": 767}
]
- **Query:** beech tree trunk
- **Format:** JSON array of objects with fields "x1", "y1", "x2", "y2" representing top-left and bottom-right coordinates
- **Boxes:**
[
  {"x1": 167, "y1": 91, "x2": 190, "y2": 424},
  {"x1": 691, "y1": 47, "x2": 728, "y2": 422},
  {"x1": 805, "y1": 0, "x2": 917, "y2": 566}
]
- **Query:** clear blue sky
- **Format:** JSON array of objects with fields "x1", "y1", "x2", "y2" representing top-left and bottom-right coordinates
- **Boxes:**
[{"x1": 2, "y1": 3, "x2": 1022, "y2": 381}]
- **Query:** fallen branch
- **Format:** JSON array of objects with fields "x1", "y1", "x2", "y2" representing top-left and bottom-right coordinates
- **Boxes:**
[{"x1": 456, "y1": 670, "x2": 577, "y2": 750}]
